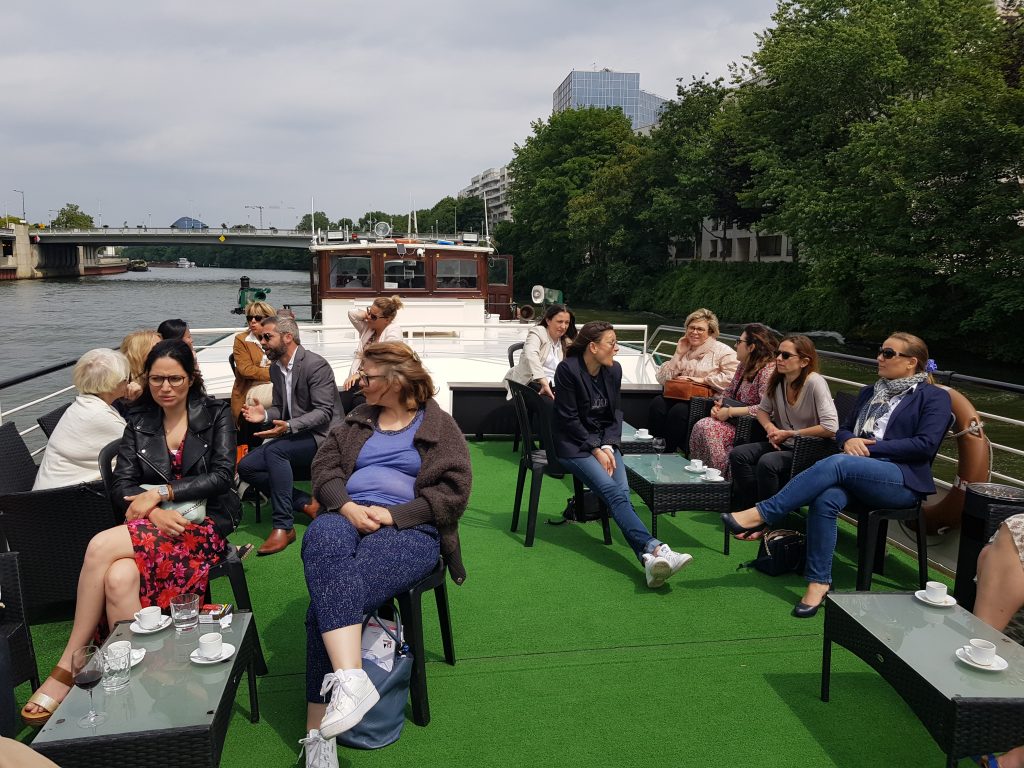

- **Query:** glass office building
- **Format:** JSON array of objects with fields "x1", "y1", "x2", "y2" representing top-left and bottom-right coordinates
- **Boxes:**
[{"x1": 552, "y1": 69, "x2": 667, "y2": 131}]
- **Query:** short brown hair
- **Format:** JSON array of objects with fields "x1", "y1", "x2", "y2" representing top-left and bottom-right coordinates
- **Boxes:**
[
  {"x1": 684, "y1": 308, "x2": 720, "y2": 337},
  {"x1": 360, "y1": 341, "x2": 435, "y2": 407}
]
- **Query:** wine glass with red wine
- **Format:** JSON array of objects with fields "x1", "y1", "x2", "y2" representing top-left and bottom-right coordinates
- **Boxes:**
[{"x1": 71, "y1": 644, "x2": 107, "y2": 728}]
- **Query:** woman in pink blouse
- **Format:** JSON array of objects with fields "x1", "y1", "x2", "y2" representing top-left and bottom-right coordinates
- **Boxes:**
[
  {"x1": 648, "y1": 308, "x2": 739, "y2": 453},
  {"x1": 688, "y1": 324, "x2": 777, "y2": 474}
]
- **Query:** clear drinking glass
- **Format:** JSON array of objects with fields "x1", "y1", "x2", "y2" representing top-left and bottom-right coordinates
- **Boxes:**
[
  {"x1": 170, "y1": 592, "x2": 201, "y2": 632},
  {"x1": 72, "y1": 644, "x2": 107, "y2": 728},
  {"x1": 652, "y1": 438, "x2": 666, "y2": 469}
]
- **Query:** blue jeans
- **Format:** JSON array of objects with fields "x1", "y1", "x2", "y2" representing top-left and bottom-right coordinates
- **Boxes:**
[
  {"x1": 237, "y1": 432, "x2": 318, "y2": 530},
  {"x1": 558, "y1": 450, "x2": 660, "y2": 560},
  {"x1": 755, "y1": 454, "x2": 920, "y2": 584}
]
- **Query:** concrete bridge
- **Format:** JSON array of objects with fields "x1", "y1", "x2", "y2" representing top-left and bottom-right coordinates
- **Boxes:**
[{"x1": 0, "y1": 223, "x2": 314, "y2": 279}]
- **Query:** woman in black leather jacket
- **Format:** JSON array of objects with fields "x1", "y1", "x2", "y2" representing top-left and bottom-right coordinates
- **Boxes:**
[{"x1": 22, "y1": 340, "x2": 239, "y2": 727}]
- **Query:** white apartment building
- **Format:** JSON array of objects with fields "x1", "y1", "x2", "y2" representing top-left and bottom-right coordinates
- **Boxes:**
[
  {"x1": 459, "y1": 166, "x2": 513, "y2": 229},
  {"x1": 669, "y1": 219, "x2": 795, "y2": 263}
]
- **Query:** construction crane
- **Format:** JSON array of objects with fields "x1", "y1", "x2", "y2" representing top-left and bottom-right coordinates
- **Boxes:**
[{"x1": 245, "y1": 203, "x2": 296, "y2": 230}]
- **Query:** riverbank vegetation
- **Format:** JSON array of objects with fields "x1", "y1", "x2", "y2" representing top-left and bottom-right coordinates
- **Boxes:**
[{"x1": 501, "y1": 0, "x2": 1024, "y2": 363}]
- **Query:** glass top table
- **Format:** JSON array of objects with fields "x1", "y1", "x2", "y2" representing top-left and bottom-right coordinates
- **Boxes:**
[
  {"x1": 32, "y1": 611, "x2": 259, "y2": 768},
  {"x1": 823, "y1": 592, "x2": 1024, "y2": 766},
  {"x1": 621, "y1": 453, "x2": 731, "y2": 537},
  {"x1": 620, "y1": 422, "x2": 656, "y2": 454}
]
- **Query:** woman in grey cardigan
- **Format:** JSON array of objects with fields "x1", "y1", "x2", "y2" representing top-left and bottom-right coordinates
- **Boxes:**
[
  {"x1": 299, "y1": 342, "x2": 471, "y2": 765},
  {"x1": 728, "y1": 335, "x2": 839, "y2": 528}
]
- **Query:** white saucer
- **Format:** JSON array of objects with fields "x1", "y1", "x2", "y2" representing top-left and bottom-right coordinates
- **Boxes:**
[
  {"x1": 702, "y1": 474, "x2": 726, "y2": 482},
  {"x1": 632, "y1": 433, "x2": 653, "y2": 441},
  {"x1": 130, "y1": 648, "x2": 146, "y2": 668},
  {"x1": 955, "y1": 646, "x2": 1008, "y2": 671},
  {"x1": 683, "y1": 465, "x2": 706, "y2": 473},
  {"x1": 189, "y1": 643, "x2": 236, "y2": 665},
  {"x1": 130, "y1": 615, "x2": 172, "y2": 634},
  {"x1": 914, "y1": 590, "x2": 956, "y2": 607}
]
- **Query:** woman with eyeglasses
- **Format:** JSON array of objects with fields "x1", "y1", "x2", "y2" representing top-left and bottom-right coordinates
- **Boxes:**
[
  {"x1": 21, "y1": 340, "x2": 240, "y2": 727},
  {"x1": 553, "y1": 322, "x2": 693, "y2": 589},
  {"x1": 727, "y1": 335, "x2": 839, "y2": 522},
  {"x1": 648, "y1": 308, "x2": 738, "y2": 453},
  {"x1": 32, "y1": 348, "x2": 131, "y2": 491},
  {"x1": 687, "y1": 324, "x2": 778, "y2": 475},
  {"x1": 503, "y1": 303, "x2": 577, "y2": 400},
  {"x1": 723, "y1": 332, "x2": 950, "y2": 617},
  {"x1": 231, "y1": 301, "x2": 276, "y2": 445},
  {"x1": 340, "y1": 296, "x2": 405, "y2": 412},
  {"x1": 298, "y1": 342, "x2": 470, "y2": 759}
]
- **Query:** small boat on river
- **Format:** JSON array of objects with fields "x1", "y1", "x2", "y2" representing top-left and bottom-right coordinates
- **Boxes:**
[{"x1": 128, "y1": 259, "x2": 149, "y2": 272}]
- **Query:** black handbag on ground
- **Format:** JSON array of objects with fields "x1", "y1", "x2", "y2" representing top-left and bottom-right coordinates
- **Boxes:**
[
  {"x1": 740, "y1": 529, "x2": 806, "y2": 576},
  {"x1": 549, "y1": 491, "x2": 604, "y2": 524},
  {"x1": 338, "y1": 610, "x2": 413, "y2": 749}
]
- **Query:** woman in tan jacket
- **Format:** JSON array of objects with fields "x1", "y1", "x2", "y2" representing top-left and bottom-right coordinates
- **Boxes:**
[
  {"x1": 230, "y1": 301, "x2": 275, "y2": 440},
  {"x1": 648, "y1": 308, "x2": 738, "y2": 453}
]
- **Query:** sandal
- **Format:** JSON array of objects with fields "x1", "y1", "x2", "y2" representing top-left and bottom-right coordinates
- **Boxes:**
[
  {"x1": 974, "y1": 757, "x2": 1000, "y2": 768},
  {"x1": 734, "y1": 528, "x2": 768, "y2": 542},
  {"x1": 21, "y1": 665, "x2": 73, "y2": 727}
]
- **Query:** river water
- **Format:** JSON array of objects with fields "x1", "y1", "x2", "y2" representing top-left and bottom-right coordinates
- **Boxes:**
[{"x1": 1, "y1": 267, "x2": 1021, "y2": 481}]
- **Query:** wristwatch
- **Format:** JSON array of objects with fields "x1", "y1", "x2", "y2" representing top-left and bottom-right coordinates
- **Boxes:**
[{"x1": 156, "y1": 484, "x2": 170, "y2": 501}]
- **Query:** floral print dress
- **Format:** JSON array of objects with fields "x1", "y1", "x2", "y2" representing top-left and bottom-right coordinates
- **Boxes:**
[
  {"x1": 688, "y1": 363, "x2": 776, "y2": 477},
  {"x1": 127, "y1": 440, "x2": 227, "y2": 609}
]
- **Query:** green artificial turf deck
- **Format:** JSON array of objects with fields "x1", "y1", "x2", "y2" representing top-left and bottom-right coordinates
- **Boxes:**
[{"x1": 17, "y1": 440, "x2": 976, "y2": 766}]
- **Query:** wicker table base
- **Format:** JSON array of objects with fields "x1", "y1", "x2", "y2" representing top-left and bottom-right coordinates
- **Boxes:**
[{"x1": 623, "y1": 454, "x2": 731, "y2": 538}]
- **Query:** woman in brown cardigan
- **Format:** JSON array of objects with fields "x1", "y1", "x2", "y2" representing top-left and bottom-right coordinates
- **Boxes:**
[{"x1": 298, "y1": 342, "x2": 471, "y2": 764}]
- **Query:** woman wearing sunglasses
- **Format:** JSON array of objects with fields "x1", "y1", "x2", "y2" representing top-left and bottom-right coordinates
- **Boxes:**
[
  {"x1": 22, "y1": 340, "x2": 239, "y2": 726},
  {"x1": 723, "y1": 332, "x2": 951, "y2": 617},
  {"x1": 340, "y1": 296, "x2": 405, "y2": 412},
  {"x1": 230, "y1": 301, "x2": 276, "y2": 429},
  {"x1": 728, "y1": 335, "x2": 839, "y2": 520},
  {"x1": 298, "y1": 342, "x2": 470, "y2": 761}
]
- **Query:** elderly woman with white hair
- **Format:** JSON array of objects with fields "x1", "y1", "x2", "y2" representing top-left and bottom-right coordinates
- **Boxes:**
[{"x1": 32, "y1": 348, "x2": 130, "y2": 491}]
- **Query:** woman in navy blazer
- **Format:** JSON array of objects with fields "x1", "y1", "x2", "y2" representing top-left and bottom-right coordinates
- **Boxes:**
[
  {"x1": 554, "y1": 321, "x2": 693, "y2": 588},
  {"x1": 722, "y1": 332, "x2": 951, "y2": 617}
]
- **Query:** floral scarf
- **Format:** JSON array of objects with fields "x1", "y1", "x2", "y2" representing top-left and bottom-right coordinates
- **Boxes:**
[{"x1": 853, "y1": 373, "x2": 928, "y2": 438}]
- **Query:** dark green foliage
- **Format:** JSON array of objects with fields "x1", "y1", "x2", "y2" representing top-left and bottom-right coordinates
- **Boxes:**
[{"x1": 122, "y1": 244, "x2": 309, "y2": 271}]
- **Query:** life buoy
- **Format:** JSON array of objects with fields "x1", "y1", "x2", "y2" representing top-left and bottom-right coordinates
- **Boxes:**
[{"x1": 921, "y1": 385, "x2": 989, "y2": 534}]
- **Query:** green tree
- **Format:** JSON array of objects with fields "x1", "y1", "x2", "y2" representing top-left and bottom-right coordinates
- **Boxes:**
[
  {"x1": 52, "y1": 203, "x2": 94, "y2": 229},
  {"x1": 296, "y1": 211, "x2": 332, "y2": 233}
]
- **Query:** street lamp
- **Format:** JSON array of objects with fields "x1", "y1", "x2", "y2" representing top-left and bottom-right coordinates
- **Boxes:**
[
  {"x1": 12, "y1": 189, "x2": 25, "y2": 221},
  {"x1": 49, "y1": 209, "x2": 57, "y2": 230}
]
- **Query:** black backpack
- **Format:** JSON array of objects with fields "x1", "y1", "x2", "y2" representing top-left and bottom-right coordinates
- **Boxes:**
[
  {"x1": 739, "y1": 529, "x2": 806, "y2": 576},
  {"x1": 548, "y1": 491, "x2": 605, "y2": 525}
]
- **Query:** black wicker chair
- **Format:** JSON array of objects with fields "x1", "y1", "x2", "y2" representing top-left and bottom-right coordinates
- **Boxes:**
[
  {"x1": 508, "y1": 380, "x2": 611, "y2": 548},
  {"x1": 0, "y1": 481, "x2": 120, "y2": 615},
  {"x1": 0, "y1": 422, "x2": 38, "y2": 496},
  {"x1": 0, "y1": 552, "x2": 40, "y2": 690},
  {"x1": 507, "y1": 342, "x2": 525, "y2": 453},
  {"x1": 36, "y1": 402, "x2": 72, "y2": 439},
  {"x1": 391, "y1": 558, "x2": 455, "y2": 726}
]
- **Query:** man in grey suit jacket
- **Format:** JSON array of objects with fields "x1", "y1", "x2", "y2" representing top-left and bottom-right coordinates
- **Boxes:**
[{"x1": 239, "y1": 316, "x2": 343, "y2": 555}]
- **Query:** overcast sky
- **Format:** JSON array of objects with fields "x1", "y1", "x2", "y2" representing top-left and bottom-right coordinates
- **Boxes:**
[{"x1": 2, "y1": 1, "x2": 777, "y2": 229}]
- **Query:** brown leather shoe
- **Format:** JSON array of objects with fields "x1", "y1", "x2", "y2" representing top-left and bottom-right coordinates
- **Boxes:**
[
  {"x1": 299, "y1": 498, "x2": 320, "y2": 520},
  {"x1": 257, "y1": 528, "x2": 296, "y2": 556}
]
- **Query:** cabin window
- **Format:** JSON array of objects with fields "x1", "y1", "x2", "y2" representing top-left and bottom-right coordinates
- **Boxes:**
[
  {"x1": 436, "y1": 258, "x2": 478, "y2": 289},
  {"x1": 331, "y1": 256, "x2": 373, "y2": 288},
  {"x1": 487, "y1": 256, "x2": 509, "y2": 286},
  {"x1": 383, "y1": 258, "x2": 425, "y2": 290}
]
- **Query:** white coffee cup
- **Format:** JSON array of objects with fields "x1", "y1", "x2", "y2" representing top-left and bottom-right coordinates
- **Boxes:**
[
  {"x1": 199, "y1": 632, "x2": 223, "y2": 660},
  {"x1": 924, "y1": 580, "x2": 947, "y2": 603},
  {"x1": 690, "y1": 459, "x2": 704, "y2": 470},
  {"x1": 704, "y1": 468, "x2": 723, "y2": 481},
  {"x1": 135, "y1": 605, "x2": 162, "y2": 629},
  {"x1": 635, "y1": 428, "x2": 651, "y2": 439},
  {"x1": 966, "y1": 638, "x2": 997, "y2": 665}
]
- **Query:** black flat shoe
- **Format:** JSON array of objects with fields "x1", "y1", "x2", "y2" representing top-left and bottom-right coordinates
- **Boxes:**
[
  {"x1": 791, "y1": 601, "x2": 822, "y2": 618},
  {"x1": 720, "y1": 512, "x2": 767, "y2": 538}
]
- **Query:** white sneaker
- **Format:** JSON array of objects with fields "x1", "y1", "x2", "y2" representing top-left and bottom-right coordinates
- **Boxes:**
[
  {"x1": 318, "y1": 669, "x2": 380, "y2": 739},
  {"x1": 298, "y1": 729, "x2": 338, "y2": 768},
  {"x1": 656, "y1": 544, "x2": 693, "y2": 578},
  {"x1": 643, "y1": 553, "x2": 672, "y2": 588}
]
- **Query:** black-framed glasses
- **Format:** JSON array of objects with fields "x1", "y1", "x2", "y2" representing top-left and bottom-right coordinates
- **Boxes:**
[
  {"x1": 775, "y1": 351, "x2": 803, "y2": 360},
  {"x1": 147, "y1": 375, "x2": 187, "y2": 388},
  {"x1": 736, "y1": 337, "x2": 751, "y2": 346},
  {"x1": 366, "y1": 307, "x2": 383, "y2": 321},
  {"x1": 357, "y1": 370, "x2": 386, "y2": 387},
  {"x1": 878, "y1": 346, "x2": 913, "y2": 360},
  {"x1": 246, "y1": 314, "x2": 265, "y2": 322}
]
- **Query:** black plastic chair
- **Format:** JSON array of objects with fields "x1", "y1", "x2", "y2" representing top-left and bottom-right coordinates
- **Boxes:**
[
  {"x1": 0, "y1": 552, "x2": 40, "y2": 690},
  {"x1": 99, "y1": 440, "x2": 268, "y2": 675},
  {"x1": 391, "y1": 558, "x2": 455, "y2": 726},
  {"x1": 508, "y1": 381, "x2": 611, "y2": 548},
  {"x1": 37, "y1": 402, "x2": 72, "y2": 439},
  {"x1": 0, "y1": 481, "x2": 120, "y2": 615},
  {"x1": 507, "y1": 342, "x2": 525, "y2": 453},
  {"x1": 0, "y1": 422, "x2": 38, "y2": 496}
]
